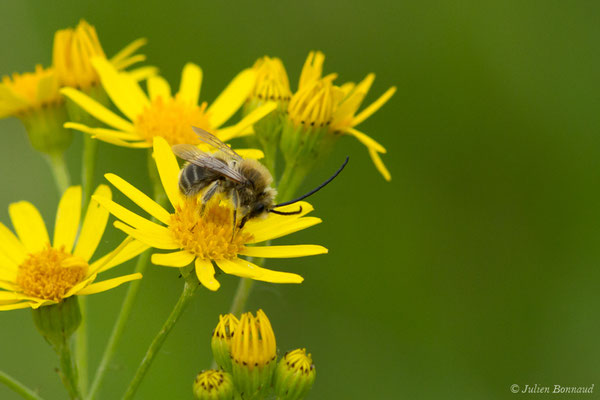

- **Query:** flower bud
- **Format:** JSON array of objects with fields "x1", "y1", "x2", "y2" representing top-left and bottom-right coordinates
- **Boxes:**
[
  {"x1": 230, "y1": 310, "x2": 277, "y2": 399},
  {"x1": 211, "y1": 314, "x2": 239, "y2": 373},
  {"x1": 193, "y1": 369, "x2": 235, "y2": 400},
  {"x1": 274, "y1": 349, "x2": 316, "y2": 400}
]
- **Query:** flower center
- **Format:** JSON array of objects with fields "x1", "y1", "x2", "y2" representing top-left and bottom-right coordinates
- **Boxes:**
[
  {"x1": 288, "y1": 78, "x2": 342, "y2": 128},
  {"x1": 16, "y1": 246, "x2": 89, "y2": 302},
  {"x1": 169, "y1": 197, "x2": 253, "y2": 260},
  {"x1": 135, "y1": 97, "x2": 212, "y2": 146}
]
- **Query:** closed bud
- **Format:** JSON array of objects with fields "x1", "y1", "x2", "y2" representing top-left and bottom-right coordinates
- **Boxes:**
[
  {"x1": 211, "y1": 314, "x2": 239, "y2": 373},
  {"x1": 31, "y1": 295, "x2": 81, "y2": 350},
  {"x1": 274, "y1": 349, "x2": 316, "y2": 400},
  {"x1": 193, "y1": 369, "x2": 236, "y2": 400},
  {"x1": 230, "y1": 310, "x2": 277, "y2": 399}
]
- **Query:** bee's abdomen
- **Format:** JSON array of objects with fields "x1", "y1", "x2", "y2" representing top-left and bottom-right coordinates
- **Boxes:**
[{"x1": 179, "y1": 164, "x2": 216, "y2": 196}]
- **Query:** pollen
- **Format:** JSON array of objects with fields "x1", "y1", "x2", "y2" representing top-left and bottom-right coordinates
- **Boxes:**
[
  {"x1": 287, "y1": 78, "x2": 342, "y2": 128},
  {"x1": 16, "y1": 245, "x2": 88, "y2": 302},
  {"x1": 135, "y1": 97, "x2": 212, "y2": 146},
  {"x1": 169, "y1": 197, "x2": 253, "y2": 260}
]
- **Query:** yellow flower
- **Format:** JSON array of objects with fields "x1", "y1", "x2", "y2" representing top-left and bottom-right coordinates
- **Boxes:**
[
  {"x1": 249, "y1": 56, "x2": 292, "y2": 106},
  {"x1": 53, "y1": 19, "x2": 151, "y2": 90},
  {"x1": 212, "y1": 314, "x2": 240, "y2": 372},
  {"x1": 0, "y1": 186, "x2": 148, "y2": 310},
  {"x1": 62, "y1": 60, "x2": 278, "y2": 148},
  {"x1": 0, "y1": 19, "x2": 149, "y2": 120},
  {"x1": 289, "y1": 51, "x2": 396, "y2": 181},
  {"x1": 92, "y1": 136, "x2": 327, "y2": 291}
]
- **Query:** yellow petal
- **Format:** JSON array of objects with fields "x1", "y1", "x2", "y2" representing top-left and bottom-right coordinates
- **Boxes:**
[
  {"x1": 0, "y1": 222, "x2": 26, "y2": 265},
  {"x1": 92, "y1": 195, "x2": 169, "y2": 235},
  {"x1": 195, "y1": 258, "x2": 219, "y2": 291},
  {"x1": 0, "y1": 267, "x2": 16, "y2": 282},
  {"x1": 8, "y1": 201, "x2": 49, "y2": 253},
  {"x1": 53, "y1": 186, "x2": 82, "y2": 252},
  {"x1": 127, "y1": 66, "x2": 158, "y2": 82},
  {"x1": 0, "y1": 280, "x2": 19, "y2": 291},
  {"x1": 207, "y1": 68, "x2": 256, "y2": 128},
  {"x1": 152, "y1": 136, "x2": 184, "y2": 208},
  {"x1": 88, "y1": 132, "x2": 149, "y2": 148},
  {"x1": 114, "y1": 221, "x2": 179, "y2": 250},
  {"x1": 177, "y1": 63, "x2": 202, "y2": 105},
  {"x1": 346, "y1": 128, "x2": 386, "y2": 153},
  {"x1": 216, "y1": 258, "x2": 303, "y2": 283},
  {"x1": 233, "y1": 149, "x2": 264, "y2": 160},
  {"x1": 216, "y1": 101, "x2": 277, "y2": 142},
  {"x1": 65, "y1": 122, "x2": 140, "y2": 140},
  {"x1": 247, "y1": 217, "x2": 322, "y2": 244},
  {"x1": 73, "y1": 185, "x2": 111, "y2": 261},
  {"x1": 369, "y1": 148, "x2": 391, "y2": 181},
  {"x1": 0, "y1": 302, "x2": 35, "y2": 311},
  {"x1": 92, "y1": 57, "x2": 150, "y2": 121},
  {"x1": 0, "y1": 250, "x2": 17, "y2": 273},
  {"x1": 61, "y1": 88, "x2": 135, "y2": 132},
  {"x1": 90, "y1": 239, "x2": 149, "y2": 273},
  {"x1": 352, "y1": 86, "x2": 396, "y2": 127},
  {"x1": 110, "y1": 38, "x2": 148, "y2": 68},
  {"x1": 105, "y1": 173, "x2": 171, "y2": 224},
  {"x1": 239, "y1": 244, "x2": 328, "y2": 258},
  {"x1": 148, "y1": 76, "x2": 172, "y2": 101},
  {"x1": 151, "y1": 250, "x2": 195, "y2": 267},
  {"x1": 112, "y1": 54, "x2": 146, "y2": 71},
  {"x1": 77, "y1": 273, "x2": 142, "y2": 296}
]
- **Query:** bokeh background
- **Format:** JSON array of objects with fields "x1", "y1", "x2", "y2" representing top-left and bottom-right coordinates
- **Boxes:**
[{"x1": 1, "y1": 1, "x2": 600, "y2": 399}]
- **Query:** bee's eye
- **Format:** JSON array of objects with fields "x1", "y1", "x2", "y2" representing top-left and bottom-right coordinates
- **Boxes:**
[{"x1": 255, "y1": 203, "x2": 265, "y2": 213}]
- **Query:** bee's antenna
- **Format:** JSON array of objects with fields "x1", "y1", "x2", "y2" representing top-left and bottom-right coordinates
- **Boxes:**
[
  {"x1": 271, "y1": 156, "x2": 349, "y2": 209},
  {"x1": 270, "y1": 207, "x2": 303, "y2": 215}
]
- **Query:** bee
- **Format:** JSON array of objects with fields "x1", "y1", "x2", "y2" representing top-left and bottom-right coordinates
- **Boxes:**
[{"x1": 172, "y1": 126, "x2": 349, "y2": 229}]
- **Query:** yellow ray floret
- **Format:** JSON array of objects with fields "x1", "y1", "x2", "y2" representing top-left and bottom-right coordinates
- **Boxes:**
[
  {"x1": 0, "y1": 185, "x2": 149, "y2": 311},
  {"x1": 62, "y1": 59, "x2": 277, "y2": 148},
  {"x1": 93, "y1": 136, "x2": 327, "y2": 291}
]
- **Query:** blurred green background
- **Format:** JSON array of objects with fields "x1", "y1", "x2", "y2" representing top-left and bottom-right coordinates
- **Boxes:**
[{"x1": 2, "y1": 1, "x2": 600, "y2": 399}]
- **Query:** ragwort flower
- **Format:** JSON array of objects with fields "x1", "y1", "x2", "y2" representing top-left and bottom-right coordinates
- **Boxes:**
[
  {"x1": 92, "y1": 136, "x2": 327, "y2": 291},
  {"x1": 0, "y1": 185, "x2": 148, "y2": 310},
  {"x1": 62, "y1": 60, "x2": 277, "y2": 148},
  {"x1": 285, "y1": 51, "x2": 396, "y2": 181}
]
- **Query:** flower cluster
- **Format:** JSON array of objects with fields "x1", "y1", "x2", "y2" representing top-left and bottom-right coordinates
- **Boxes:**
[{"x1": 197, "y1": 310, "x2": 316, "y2": 400}]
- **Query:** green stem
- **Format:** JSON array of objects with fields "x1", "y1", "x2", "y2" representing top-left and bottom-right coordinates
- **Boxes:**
[
  {"x1": 0, "y1": 371, "x2": 45, "y2": 400},
  {"x1": 58, "y1": 340, "x2": 82, "y2": 400},
  {"x1": 123, "y1": 280, "x2": 199, "y2": 400},
  {"x1": 76, "y1": 135, "x2": 98, "y2": 398},
  {"x1": 277, "y1": 161, "x2": 310, "y2": 203},
  {"x1": 81, "y1": 135, "x2": 98, "y2": 213},
  {"x1": 45, "y1": 152, "x2": 71, "y2": 194},
  {"x1": 228, "y1": 277, "x2": 255, "y2": 318},
  {"x1": 85, "y1": 249, "x2": 151, "y2": 400}
]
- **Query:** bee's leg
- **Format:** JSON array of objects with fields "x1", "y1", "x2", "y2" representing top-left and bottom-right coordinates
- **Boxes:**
[
  {"x1": 231, "y1": 190, "x2": 239, "y2": 241},
  {"x1": 200, "y1": 181, "x2": 220, "y2": 214},
  {"x1": 238, "y1": 214, "x2": 250, "y2": 230}
]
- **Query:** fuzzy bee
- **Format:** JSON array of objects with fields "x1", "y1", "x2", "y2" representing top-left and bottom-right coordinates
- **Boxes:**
[{"x1": 172, "y1": 127, "x2": 348, "y2": 229}]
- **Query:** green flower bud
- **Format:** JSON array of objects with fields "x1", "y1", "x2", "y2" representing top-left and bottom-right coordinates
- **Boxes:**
[
  {"x1": 274, "y1": 349, "x2": 316, "y2": 400},
  {"x1": 231, "y1": 310, "x2": 277, "y2": 400},
  {"x1": 211, "y1": 314, "x2": 239, "y2": 373},
  {"x1": 31, "y1": 295, "x2": 81, "y2": 349},
  {"x1": 20, "y1": 102, "x2": 73, "y2": 156},
  {"x1": 193, "y1": 370, "x2": 236, "y2": 400}
]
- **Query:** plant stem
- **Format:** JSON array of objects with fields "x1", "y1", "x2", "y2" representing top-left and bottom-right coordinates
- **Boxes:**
[
  {"x1": 85, "y1": 249, "x2": 151, "y2": 400},
  {"x1": 75, "y1": 300, "x2": 88, "y2": 397},
  {"x1": 123, "y1": 280, "x2": 199, "y2": 400},
  {"x1": 0, "y1": 371, "x2": 45, "y2": 400},
  {"x1": 45, "y1": 152, "x2": 70, "y2": 194},
  {"x1": 58, "y1": 340, "x2": 82, "y2": 400},
  {"x1": 228, "y1": 278, "x2": 255, "y2": 318},
  {"x1": 81, "y1": 135, "x2": 98, "y2": 213}
]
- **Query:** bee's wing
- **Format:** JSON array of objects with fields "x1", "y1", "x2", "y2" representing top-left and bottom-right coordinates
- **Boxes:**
[
  {"x1": 172, "y1": 144, "x2": 248, "y2": 184},
  {"x1": 192, "y1": 126, "x2": 243, "y2": 161}
]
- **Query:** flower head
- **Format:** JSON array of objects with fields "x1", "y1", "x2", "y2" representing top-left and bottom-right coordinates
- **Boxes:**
[
  {"x1": 92, "y1": 136, "x2": 327, "y2": 291},
  {"x1": 193, "y1": 370, "x2": 235, "y2": 400},
  {"x1": 0, "y1": 66, "x2": 61, "y2": 118},
  {"x1": 248, "y1": 56, "x2": 291, "y2": 108},
  {"x1": 273, "y1": 349, "x2": 316, "y2": 400},
  {"x1": 62, "y1": 60, "x2": 277, "y2": 148},
  {"x1": 285, "y1": 51, "x2": 396, "y2": 181},
  {"x1": 212, "y1": 314, "x2": 240, "y2": 372},
  {"x1": 0, "y1": 185, "x2": 148, "y2": 310},
  {"x1": 230, "y1": 310, "x2": 277, "y2": 398}
]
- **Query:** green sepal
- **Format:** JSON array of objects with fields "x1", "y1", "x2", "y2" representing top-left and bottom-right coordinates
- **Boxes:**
[{"x1": 31, "y1": 296, "x2": 81, "y2": 350}]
